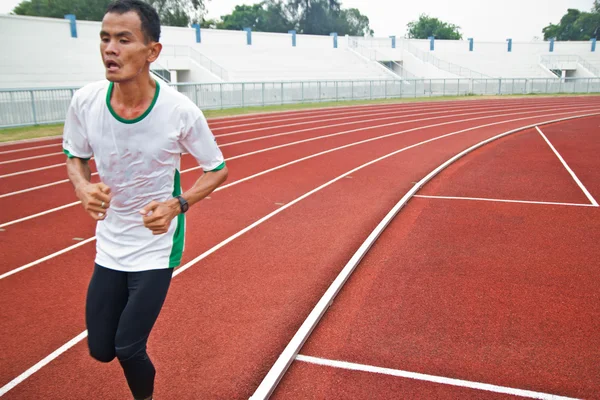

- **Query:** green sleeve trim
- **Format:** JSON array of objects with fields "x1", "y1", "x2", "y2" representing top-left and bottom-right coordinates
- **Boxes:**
[
  {"x1": 63, "y1": 148, "x2": 90, "y2": 161},
  {"x1": 205, "y1": 161, "x2": 226, "y2": 172}
]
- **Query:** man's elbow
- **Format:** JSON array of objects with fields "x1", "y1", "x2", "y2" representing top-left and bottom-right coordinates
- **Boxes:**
[{"x1": 218, "y1": 166, "x2": 229, "y2": 184}]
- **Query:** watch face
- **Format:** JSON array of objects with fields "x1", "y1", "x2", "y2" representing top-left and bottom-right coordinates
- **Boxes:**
[{"x1": 178, "y1": 196, "x2": 189, "y2": 213}]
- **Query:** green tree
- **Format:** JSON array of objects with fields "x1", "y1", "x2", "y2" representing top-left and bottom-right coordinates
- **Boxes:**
[
  {"x1": 406, "y1": 14, "x2": 462, "y2": 40},
  {"x1": 13, "y1": 0, "x2": 111, "y2": 20},
  {"x1": 542, "y1": 8, "x2": 600, "y2": 40},
  {"x1": 335, "y1": 8, "x2": 373, "y2": 36},
  {"x1": 286, "y1": 0, "x2": 371, "y2": 35},
  {"x1": 594, "y1": 0, "x2": 599, "y2": 13},
  {"x1": 217, "y1": 1, "x2": 293, "y2": 32},
  {"x1": 12, "y1": 0, "x2": 204, "y2": 26}
]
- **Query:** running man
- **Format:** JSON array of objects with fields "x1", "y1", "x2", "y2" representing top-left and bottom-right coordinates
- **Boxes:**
[{"x1": 63, "y1": 1, "x2": 228, "y2": 398}]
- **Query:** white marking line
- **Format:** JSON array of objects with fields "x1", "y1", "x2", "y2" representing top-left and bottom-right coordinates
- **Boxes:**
[
  {"x1": 0, "y1": 163, "x2": 63, "y2": 179},
  {"x1": 1, "y1": 105, "x2": 598, "y2": 226},
  {"x1": 295, "y1": 355, "x2": 578, "y2": 400},
  {"x1": 414, "y1": 195, "x2": 596, "y2": 207},
  {"x1": 210, "y1": 101, "x2": 494, "y2": 132},
  {"x1": 0, "y1": 143, "x2": 60, "y2": 155},
  {"x1": 0, "y1": 135, "x2": 62, "y2": 147},
  {"x1": 214, "y1": 100, "x2": 595, "y2": 139},
  {"x1": 0, "y1": 201, "x2": 80, "y2": 229},
  {"x1": 0, "y1": 237, "x2": 95, "y2": 281},
  {"x1": 0, "y1": 152, "x2": 62, "y2": 165},
  {"x1": 2, "y1": 113, "x2": 599, "y2": 398},
  {"x1": 0, "y1": 331, "x2": 89, "y2": 397},
  {"x1": 0, "y1": 101, "x2": 592, "y2": 179},
  {"x1": 535, "y1": 126, "x2": 599, "y2": 207},
  {"x1": 249, "y1": 112, "x2": 600, "y2": 400}
]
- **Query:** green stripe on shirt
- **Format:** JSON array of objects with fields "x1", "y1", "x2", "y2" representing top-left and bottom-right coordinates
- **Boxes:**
[{"x1": 168, "y1": 169, "x2": 185, "y2": 268}]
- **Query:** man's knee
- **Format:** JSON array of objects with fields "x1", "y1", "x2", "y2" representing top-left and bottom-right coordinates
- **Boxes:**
[
  {"x1": 115, "y1": 341, "x2": 146, "y2": 363},
  {"x1": 88, "y1": 343, "x2": 116, "y2": 363}
]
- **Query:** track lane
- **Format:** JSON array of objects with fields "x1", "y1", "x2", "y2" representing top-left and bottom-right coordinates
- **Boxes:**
[
  {"x1": 2, "y1": 105, "x2": 598, "y2": 272},
  {"x1": 2, "y1": 111, "x2": 598, "y2": 397}
]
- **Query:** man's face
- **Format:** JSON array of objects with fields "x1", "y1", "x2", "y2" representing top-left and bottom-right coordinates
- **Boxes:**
[{"x1": 100, "y1": 11, "x2": 156, "y2": 82}]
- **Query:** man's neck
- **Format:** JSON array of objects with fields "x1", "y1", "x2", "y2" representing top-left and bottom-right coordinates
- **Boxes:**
[{"x1": 111, "y1": 74, "x2": 156, "y2": 109}]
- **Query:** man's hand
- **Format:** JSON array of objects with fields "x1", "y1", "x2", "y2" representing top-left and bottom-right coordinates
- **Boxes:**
[
  {"x1": 140, "y1": 199, "x2": 180, "y2": 235},
  {"x1": 75, "y1": 182, "x2": 112, "y2": 221}
]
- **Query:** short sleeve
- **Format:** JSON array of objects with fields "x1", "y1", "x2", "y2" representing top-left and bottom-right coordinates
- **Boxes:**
[
  {"x1": 180, "y1": 112, "x2": 225, "y2": 172},
  {"x1": 63, "y1": 93, "x2": 92, "y2": 160}
]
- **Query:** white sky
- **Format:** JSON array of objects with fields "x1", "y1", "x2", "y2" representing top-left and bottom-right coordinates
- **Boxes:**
[{"x1": 0, "y1": 0, "x2": 595, "y2": 41}]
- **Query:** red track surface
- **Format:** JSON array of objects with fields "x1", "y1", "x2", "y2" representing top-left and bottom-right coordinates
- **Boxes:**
[
  {"x1": 274, "y1": 116, "x2": 600, "y2": 399},
  {"x1": 1, "y1": 98, "x2": 599, "y2": 399}
]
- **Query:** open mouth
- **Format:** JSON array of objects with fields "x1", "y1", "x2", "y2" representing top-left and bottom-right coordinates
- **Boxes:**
[{"x1": 105, "y1": 60, "x2": 120, "y2": 72}]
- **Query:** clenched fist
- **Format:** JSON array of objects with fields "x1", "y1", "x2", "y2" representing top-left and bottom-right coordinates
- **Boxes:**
[
  {"x1": 75, "y1": 182, "x2": 112, "y2": 221},
  {"x1": 140, "y1": 199, "x2": 180, "y2": 235}
]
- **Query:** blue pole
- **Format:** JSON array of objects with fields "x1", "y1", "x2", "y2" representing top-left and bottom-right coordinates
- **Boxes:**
[
  {"x1": 468, "y1": 38, "x2": 473, "y2": 52},
  {"x1": 191, "y1": 23, "x2": 201, "y2": 43},
  {"x1": 64, "y1": 14, "x2": 77, "y2": 38},
  {"x1": 330, "y1": 32, "x2": 338, "y2": 48},
  {"x1": 288, "y1": 30, "x2": 296, "y2": 47},
  {"x1": 591, "y1": 38, "x2": 596, "y2": 52},
  {"x1": 429, "y1": 36, "x2": 435, "y2": 51},
  {"x1": 549, "y1": 38, "x2": 555, "y2": 52},
  {"x1": 389, "y1": 35, "x2": 396, "y2": 49},
  {"x1": 244, "y1": 27, "x2": 252, "y2": 45},
  {"x1": 506, "y1": 38, "x2": 512, "y2": 52}
]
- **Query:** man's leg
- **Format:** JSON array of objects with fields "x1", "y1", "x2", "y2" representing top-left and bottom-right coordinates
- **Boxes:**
[
  {"x1": 86, "y1": 263, "x2": 128, "y2": 362},
  {"x1": 115, "y1": 268, "x2": 174, "y2": 400}
]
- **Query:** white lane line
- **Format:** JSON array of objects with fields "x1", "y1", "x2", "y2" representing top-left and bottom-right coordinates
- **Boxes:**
[
  {"x1": 0, "y1": 331, "x2": 89, "y2": 397},
  {"x1": 0, "y1": 136, "x2": 62, "y2": 147},
  {"x1": 0, "y1": 143, "x2": 61, "y2": 155},
  {"x1": 0, "y1": 103, "x2": 563, "y2": 199},
  {"x1": 0, "y1": 237, "x2": 95, "y2": 281},
  {"x1": 0, "y1": 104, "x2": 517, "y2": 188},
  {"x1": 2, "y1": 104, "x2": 598, "y2": 224},
  {"x1": 0, "y1": 163, "x2": 63, "y2": 179},
  {"x1": 249, "y1": 113, "x2": 599, "y2": 400},
  {"x1": 535, "y1": 126, "x2": 599, "y2": 207},
  {"x1": 295, "y1": 355, "x2": 579, "y2": 400},
  {"x1": 0, "y1": 101, "x2": 593, "y2": 177},
  {"x1": 210, "y1": 101, "x2": 492, "y2": 132},
  {"x1": 0, "y1": 201, "x2": 81, "y2": 229},
  {"x1": 414, "y1": 195, "x2": 596, "y2": 207},
  {"x1": 213, "y1": 100, "x2": 596, "y2": 139},
  {"x1": 207, "y1": 97, "x2": 595, "y2": 127},
  {"x1": 2, "y1": 112, "x2": 598, "y2": 397},
  {"x1": 0, "y1": 152, "x2": 63, "y2": 165}
]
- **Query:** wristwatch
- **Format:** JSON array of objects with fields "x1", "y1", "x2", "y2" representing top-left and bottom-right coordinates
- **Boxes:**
[{"x1": 175, "y1": 195, "x2": 189, "y2": 213}]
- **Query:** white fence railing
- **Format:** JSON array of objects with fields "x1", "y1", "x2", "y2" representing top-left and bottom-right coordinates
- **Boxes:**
[
  {"x1": 348, "y1": 38, "x2": 491, "y2": 80},
  {"x1": 403, "y1": 41, "x2": 491, "y2": 79},
  {"x1": 160, "y1": 45, "x2": 229, "y2": 81},
  {"x1": 1, "y1": 78, "x2": 599, "y2": 128},
  {"x1": 540, "y1": 55, "x2": 600, "y2": 76}
]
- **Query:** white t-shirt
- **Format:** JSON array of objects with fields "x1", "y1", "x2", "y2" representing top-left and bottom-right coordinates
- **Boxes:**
[{"x1": 63, "y1": 80, "x2": 224, "y2": 272}]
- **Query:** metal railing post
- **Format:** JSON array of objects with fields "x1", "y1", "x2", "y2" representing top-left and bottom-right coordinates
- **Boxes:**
[{"x1": 30, "y1": 91, "x2": 37, "y2": 125}]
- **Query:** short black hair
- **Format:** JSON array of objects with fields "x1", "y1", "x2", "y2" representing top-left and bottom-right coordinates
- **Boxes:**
[{"x1": 105, "y1": 0, "x2": 161, "y2": 43}]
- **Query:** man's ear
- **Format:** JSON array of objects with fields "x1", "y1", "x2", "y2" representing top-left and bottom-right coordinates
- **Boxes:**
[{"x1": 148, "y1": 42, "x2": 162, "y2": 63}]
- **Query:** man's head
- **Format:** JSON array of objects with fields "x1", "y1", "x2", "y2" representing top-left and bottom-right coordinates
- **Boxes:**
[{"x1": 100, "y1": 0, "x2": 162, "y2": 82}]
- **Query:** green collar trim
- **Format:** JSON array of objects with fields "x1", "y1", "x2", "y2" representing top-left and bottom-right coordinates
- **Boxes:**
[{"x1": 106, "y1": 80, "x2": 160, "y2": 124}]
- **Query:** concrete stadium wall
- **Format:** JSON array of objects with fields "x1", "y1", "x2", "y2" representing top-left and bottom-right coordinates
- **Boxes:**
[{"x1": 1, "y1": 14, "x2": 598, "y2": 89}]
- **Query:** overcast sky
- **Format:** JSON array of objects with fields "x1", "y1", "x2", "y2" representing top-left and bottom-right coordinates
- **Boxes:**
[{"x1": 0, "y1": 0, "x2": 595, "y2": 41}]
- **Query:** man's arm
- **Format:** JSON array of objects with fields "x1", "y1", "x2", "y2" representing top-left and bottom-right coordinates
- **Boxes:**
[
  {"x1": 140, "y1": 166, "x2": 228, "y2": 235},
  {"x1": 66, "y1": 157, "x2": 112, "y2": 221}
]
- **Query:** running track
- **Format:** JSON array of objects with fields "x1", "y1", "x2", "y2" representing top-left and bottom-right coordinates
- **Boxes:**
[{"x1": 1, "y1": 96, "x2": 599, "y2": 399}]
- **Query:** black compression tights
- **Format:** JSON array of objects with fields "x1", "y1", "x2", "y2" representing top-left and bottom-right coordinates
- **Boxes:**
[{"x1": 86, "y1": 264, "x2": 173, "y2": 399}]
